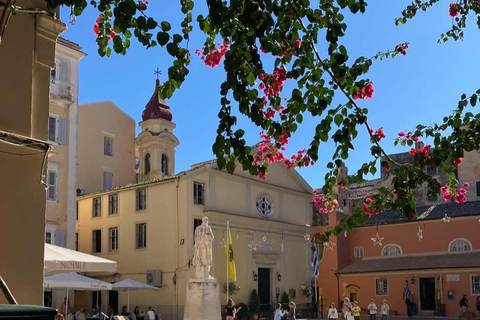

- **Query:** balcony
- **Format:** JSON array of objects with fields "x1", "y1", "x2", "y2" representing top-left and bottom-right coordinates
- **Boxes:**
[{"x1": 50, "y1": 77, "x2": 74, "y2": 102}]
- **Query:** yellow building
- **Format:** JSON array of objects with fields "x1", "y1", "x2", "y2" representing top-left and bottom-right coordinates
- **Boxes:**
[
  {"x1": 76, "y1": 81, "x2": 314, "y2": 319},
  {"x1": 77, "y1": 100, "x2": 137, "y2": 194},
  {"x1": 0, "y1": 0, "x2": 65, "y2": 305},
  {"x1": 46, "y1": 38, "x2": 86, "y2": 250}
]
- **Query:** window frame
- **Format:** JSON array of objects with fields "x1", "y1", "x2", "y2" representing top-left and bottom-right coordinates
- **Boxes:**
[
  {"x1": 92, "y1": 229, "x2": 102, "y2": 253},
  {"x1": 161, "y1": 154, "x2": 168, "y2": 175},
  {"x1": 471, "y1": 275, "x2": 480, "y2": 295},
  {"x1": 103, "y1": 171, "x2": 113, "y2": 191},
  {"x1": 135, "y1": 223, "x2": 147, "y2": 249},
  {"x1": 92, "y1": 197, "x2": 102, "y2": 218},
  {"x1": 108, "y1": 193, "x2": 119, "y2": 215},
  {"x1": 193, "y1": 181, "x2": 205, "y2": 205},
  {"x1": 45, "y1": 232, "x2": 52, "y2": 244},
  {"x1": 108, "y1": 227, "x2": 119, "y2": 252},
  {"x1": 48, "y1": 115, "x2": 58, "y2": 143},
  {"x1": 381, "y1": 244, "x2": 403, "y2": 257},
  {"x1": 46, "y1": 167, "x2": 58, "y2": 202},
  {"x1": 48, "y1": 113, "x2": 67, "y2": 144},
  {"x1": 353, "y1": 246, "x2": 364, "y2": 258},
  {"x1": 448, "y1": 238, "x2": 473, "y2": 253},
  {"x1": 104, "y1": 136, "x2": 113, "y2": 156},
  {"x1": 375, "y1": 278, "x2": 389, "y2": 296},
  {"x1": 136, "y1": 188, "x2": 147, "y2": 211}
]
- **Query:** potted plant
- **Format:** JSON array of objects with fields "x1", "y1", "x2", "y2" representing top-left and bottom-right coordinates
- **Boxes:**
[
  {"x1": 236, "y1": 302, "x2": 248, "y2": 320},
  {"x1": 281, "y1": 292, "x2": 290, "y2": 310},
  {"x1": 249, "y1": 289, "x2": 260, "y2": 320},
  {"x1": 223, "y1": 281, "x2": 241, "y2": 295}
]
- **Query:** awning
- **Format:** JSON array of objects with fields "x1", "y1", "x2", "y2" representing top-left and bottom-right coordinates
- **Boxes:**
[
  {"x1": 44, "y1": 244, "x2": 117, "y2": 273},
  {"x1": 44, "y1": 272, "x2": 112, "y2": 290}
]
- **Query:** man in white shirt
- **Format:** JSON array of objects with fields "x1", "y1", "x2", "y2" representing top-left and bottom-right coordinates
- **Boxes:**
[
  {"x1": 367, "y1": 299, "x2": 378, "y2": 320},
  {"x1": 147, "y1": 307, "x2": 155, "y2": 320}
]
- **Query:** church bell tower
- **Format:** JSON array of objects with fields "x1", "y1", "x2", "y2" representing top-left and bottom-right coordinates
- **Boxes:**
[{"x1": 136, "y1": 78, "x2": 179, "y2": 182}]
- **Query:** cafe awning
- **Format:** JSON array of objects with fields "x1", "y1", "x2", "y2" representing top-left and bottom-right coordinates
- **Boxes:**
[{"x1": 44, "y1": 244, "x2": 117, "y2": 273}]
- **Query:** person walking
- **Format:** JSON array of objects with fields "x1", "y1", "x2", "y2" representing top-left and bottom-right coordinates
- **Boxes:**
[
  {"x1": 476, "y1": 296, "x2": 480, "y2": 319},
  {"x1": 381, "y1": 300, "x2": 389, "y2": 320},
  {"x1": 274, "y1": 303, "x2": 286, "y2": 320},
  {"x1": 288, "y1": 301, "x2": 296, "y2": 320},
  {"x1": 353, "y1": 301, "x2": 361, "y2": 320},
  {"x1": 459, "y1": 294, "x2": 468, "y2": 319},
  {"x1": 328, "y1": 302, "x2": 339, "y2": 320},
  {"x1": 343, "y1": 298, "x2": 354, "y2": 320},
  {"x1": 147, "y1": 307, "x2": 155, "y2": 320},
  {"x1": 367, "y1": 299, "x2": 377, "y2": 320}
]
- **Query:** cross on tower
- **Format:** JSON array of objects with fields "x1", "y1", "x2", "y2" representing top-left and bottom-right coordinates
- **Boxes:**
[{"x1": 154, "y1": 67, "x2": 162, "y2": 81}]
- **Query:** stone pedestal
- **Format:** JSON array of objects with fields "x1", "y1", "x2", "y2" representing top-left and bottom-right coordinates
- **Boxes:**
[{"x1": 183, "y1": 278, "x2": 221, "y2": 320}]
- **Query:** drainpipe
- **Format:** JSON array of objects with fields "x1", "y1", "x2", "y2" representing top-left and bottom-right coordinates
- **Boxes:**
[
  {"x1": 335, "y1": 273, "x2": 340, "y2": 307},
  {"x1": 175, "y1": 176, "x2": 180, "y2": 320}
]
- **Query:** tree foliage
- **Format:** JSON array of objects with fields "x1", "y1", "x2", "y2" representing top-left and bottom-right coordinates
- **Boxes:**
[{"x1": 42, "y1": 0, "x2": 480, "y2": 237}]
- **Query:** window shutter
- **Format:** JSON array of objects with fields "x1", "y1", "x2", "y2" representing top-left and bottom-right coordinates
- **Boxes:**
[
  {"x1": 48, "y1": 117, "x2": 56, "y2": 142},
  {"x1": 59, "y1": 61, "x2": 68, "y2": 82},
  {"x1": 47, "y1": 170, "x2": 57, "y2": 201},
  {"x1": 54, "y1": 230, "x2": 65, "y2": 247},
  {"x1": 57, "y1": 117, "x2": 67, "y2": 144},
  {"x1": 103, "y1": 172, "x2": 113, "y2": 191}
]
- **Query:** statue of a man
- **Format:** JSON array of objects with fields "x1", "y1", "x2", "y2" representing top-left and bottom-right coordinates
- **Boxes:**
[{"x1": 192, "y1": 216, "x2": 214, "y2": 279}]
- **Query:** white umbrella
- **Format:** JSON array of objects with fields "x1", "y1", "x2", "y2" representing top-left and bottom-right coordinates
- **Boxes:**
[
  {"x1": 45, "y1": 244, "x2": 117, "y2": 273},
  {"x1": 112, "y1": 279, "x2": 159, "y2": 311},
  {"x1": 44, "y1": 272, "x2": 112, "y2": 310}
]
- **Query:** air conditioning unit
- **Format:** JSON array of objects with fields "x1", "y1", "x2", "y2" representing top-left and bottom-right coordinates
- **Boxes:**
[
  {"x1": 146, "y1": 269, "x2": 163, "y2": 287},
  {"x1": 76, "y1": 188, "x2": 85, "y2": 196}
]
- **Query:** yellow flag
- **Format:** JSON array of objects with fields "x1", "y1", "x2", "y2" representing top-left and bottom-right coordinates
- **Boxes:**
[{"x1": 226, "y1": 228, "x2": 237, "y2": 282}]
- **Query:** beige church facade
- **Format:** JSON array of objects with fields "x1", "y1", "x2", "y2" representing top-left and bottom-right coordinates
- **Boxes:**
[{"x1": 76, "y1": 80, "x2": 315, "y2": 319}]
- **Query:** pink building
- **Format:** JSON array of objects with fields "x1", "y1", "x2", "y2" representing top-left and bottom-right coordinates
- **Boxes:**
[{"x1": 315, "y1": 200, "x2": 480, "y2": 317}]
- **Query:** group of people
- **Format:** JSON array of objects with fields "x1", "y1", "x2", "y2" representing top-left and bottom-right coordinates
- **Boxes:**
[
  {"x1": 459, "y1": 294, "x2": 480, "y2": 319},
  {"x1": 224, "y1": 299, "x2": 297, "y2": 320},
  {"x1": 327, "y1": 297, "x2": 390, "y2": 320}
]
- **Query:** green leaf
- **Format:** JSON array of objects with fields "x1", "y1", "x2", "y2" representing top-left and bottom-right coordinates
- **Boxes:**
[
  {"x1": 137, "y1": 16, "x2": 146, "y2": 29},
  {"x1": 161, "y1": 21, "x2": 172, "y2": 31},
  {"x1": 157, "y1": 32, "x2": 169, "y2": 46},
  {"x1": 334, "y1": 114, "x2": 343, "y2": 126},
  {"x1": 166, "y1": 42, "x2": 178, "y2": 56},
  {"x1": 226, "y1": 161, "x2": 235, "y2": 174},
  {"x1": 173, "y1": 34, "x2": 183, "y2": 43},
  {"x1": 147, "y1": 17, "x2": 158, "y2": 29},
  {"x1": 124, "y1": 30, "x2": 132, "y2": 38}
]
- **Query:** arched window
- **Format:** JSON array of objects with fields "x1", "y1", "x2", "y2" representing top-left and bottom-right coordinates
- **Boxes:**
[
  {"x1": 161, "y1": 154, "x2": 168, "y2": 175},
  {"x1": 382, "y1": 244, "x2": 402, "y2": 257},
  {"x1": 144, "y1": 153, "x2": 151, "y2": 174},
  {"x1": 449, "y1": 238, "x2": 472, "y2": 252}
]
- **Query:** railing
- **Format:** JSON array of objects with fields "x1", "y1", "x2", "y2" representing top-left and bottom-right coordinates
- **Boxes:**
[{"x1": 50, "y1": 77, "x2": 74, "y2": 102}]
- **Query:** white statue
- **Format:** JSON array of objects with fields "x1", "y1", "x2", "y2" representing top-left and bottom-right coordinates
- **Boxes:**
[{"x1": 192, "y1": 216, "x2": 214, "y2": 279}]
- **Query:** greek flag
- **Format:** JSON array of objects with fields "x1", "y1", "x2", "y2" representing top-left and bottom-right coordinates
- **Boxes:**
[
  {"x1": 313, "y1": 244, "x2": 319, "y2": 278},
  {"x1": 404, "y1": 278, "x2": 410, "y2": 299}
]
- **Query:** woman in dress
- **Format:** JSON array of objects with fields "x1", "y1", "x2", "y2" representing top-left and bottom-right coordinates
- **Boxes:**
[{"x1": 328, "y1": 302, "x2": 338, "y2": 320}]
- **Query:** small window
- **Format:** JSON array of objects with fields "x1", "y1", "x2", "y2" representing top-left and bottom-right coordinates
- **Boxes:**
[
  {"x1": 92, "y1": 197, "x2": 102, "y2": 217},
  {"x1": 47, "y1": 169, "x2": 57, "y2": 201},
  {"x1": 354, "y1": 246, "x2": 364, "y2": 258},
  {"x1": 103, "y1": 172, "x2": 113, "y2": 191},
  {"x1": 45, "y1": 232, "x2": 52, "y2": 244},
  {"x1": 136, "y1": 189, "x2": 147, "y2": 211},
  {"x1": 92, "y1": 230, "x2": 102, "y2": 253},
  {"x1": 48, "y1": 115, "x2": 67, "y2": 144},
  {"x1": 476, "y1": 181, "x2": 480, "y2": 197},
  {"x1": 472, "y1": 275, "x2": 480, "y2": 295},
  {"x1": 375, "y1": 278, "x2": 388, "y2": 295},
  {"x1": 382, "y1": 244, "x2": 402, "y2": 257},
  {"x1": 104, "y1": 137, "x2": 113, "y2": 156},
  {"x1": 145, "y1": 153, "x2": 151, "y2": 174},
  {"x1": 108, "y1": 194, "x2": 118, "y2": 215},
  {"x1": 135, "y1": 223, "x2": 147, "y2": 249},
  {"x1": 161, "y1": 154, "x2": 168, "y2": 175},
  {"x1": 449, "y1": 238, "x2": 472, "y2": 252},
  {"x1": 108, "y1": 227, "x2": 119, "y2": 252},
  {"x1": 193, "y1": 182, "x2": 205, "y2": 205},
  {"x1": 75, "y1": 233, "x2": 78, "y2": 251}
]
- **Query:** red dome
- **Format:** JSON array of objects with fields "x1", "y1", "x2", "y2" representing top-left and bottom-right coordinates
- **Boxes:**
[{"x1": 142, "y1": 79, "x2": 173, "y2": 122}]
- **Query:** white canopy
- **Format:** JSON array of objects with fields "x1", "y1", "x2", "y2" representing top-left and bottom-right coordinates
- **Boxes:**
[
  {"x1": 45, "y1": 244, "x2": 117, "y2": 273},
  {"x1": 44, "y1": 272, "x2": 112, "y2": 290},
  {"x1": 112, "y1": 279, "x2": 159, "y2": 311}
]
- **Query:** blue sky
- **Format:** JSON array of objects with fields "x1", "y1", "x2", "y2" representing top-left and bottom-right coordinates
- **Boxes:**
[{"x1": 60, "y1": 1, "x2": 480, "y2": 188}]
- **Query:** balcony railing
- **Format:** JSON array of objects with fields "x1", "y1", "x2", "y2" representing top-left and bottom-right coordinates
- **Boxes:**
[{"x1": 50, "y1": 77, "x2": 74, "y2": 102}]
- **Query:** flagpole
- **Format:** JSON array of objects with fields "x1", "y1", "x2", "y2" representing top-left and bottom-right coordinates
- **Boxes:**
[{"x1": 226, "y1": 219, "x2": 229, "y2": 304}]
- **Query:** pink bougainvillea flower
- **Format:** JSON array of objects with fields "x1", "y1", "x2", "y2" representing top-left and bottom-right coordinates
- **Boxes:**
[
  {"x1": 312, "y1": 189, "x2": 318, "y2": 195},
  {"x1": 375, "y1": 128, "x2": 386, "y2": 140},
  {"x1": 398, "y1": 131, "x2": 405, "y2": 137},
  {"x1": 195, "y1": 42, "x2": 230, "y2": 68},
  {"x1": 449, "y1": 2, "x2": 460, "y2": 17},
  {"x1": 453, "y1": 157, "x2": 463, "y2": 166},
  {"x1": 354, "y1": 82, "x2": 374, "y2": 100},
  {"x1": 464, "y1": 182, "x2": 469, "y2": 187},
  {"x1": 93, "y1": 24, "x2": 100, "y2": 35},
  {"x1": 395, "y1": 42, "x2": 409, "y2": 55},
  {"x1": 294, "y1": 39, "x2": 302, "y2": 48},
  {"x1": 385, "y1": 165, "x2": 390, "y2": 172}
]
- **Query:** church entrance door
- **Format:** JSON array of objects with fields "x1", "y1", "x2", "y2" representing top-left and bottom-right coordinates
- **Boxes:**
[{"x1": 258, "y1": 268, "x2": 271, "y2": 313}]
